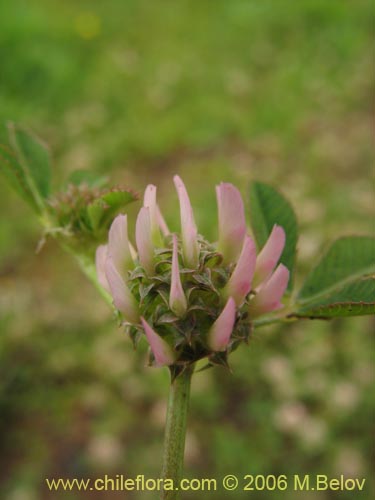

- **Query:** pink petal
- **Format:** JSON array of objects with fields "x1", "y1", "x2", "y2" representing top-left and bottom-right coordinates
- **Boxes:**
[
  {"x1": 105, "y1": 258, "x2": 139, "y2": 323},
  {"x1": 169, "y1": 234, "x2": 187, "y2": 317},
  {"x1": 135, "y1": 207, "x2": 154, "y2": 274},
  {"x1": 216, "y1": 183, "x2": 246, "y2": 264},
  {"x1": 224, "y1": 235, "x2": 256, "y2": 306},
  {"x1": 253, "y1": 225, "x2": 286, "y2": 287},
  {"x1": 141, "y1": 317, "x2": 176, "y2": 367},
  {"x1": 95, "y1": 244, "x2": 110, "y2": 292},
  {"x1": 208, "y1": 297, "x2": 236, "y2": 352},
  {"x1": 249, "y1": 264, "x2": 289, "y2": 317},
  {"x1": 143, "y1": 184, "x2": 163, "y2": 246},
  {"x1": 173, "y1": 175, "x2": 199, "y2": 268},
  {"x1": 108, "y1": 214, "x2": 134, "y2": 280}
]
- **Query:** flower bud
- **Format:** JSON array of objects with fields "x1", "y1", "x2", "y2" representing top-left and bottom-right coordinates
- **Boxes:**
[
  {"x1": 253, "y1": 225, "x2": 285, "y2": 287},
  {"x1": 216, "y1": 182, "x2": 246, "y2": 264},
  {"x1": 135, "y1": 207, "x2": 154, "y2": 274},
  {"x1": 141, "y1": 317, "x2": 176, "y2": 366},
  {"x1": 249, "y1": 264, "x2": 289, "y2": 317},
  {"x1": 108, "y1": 214, "x2": 134, "y2": 280},
  {"x1": 173, "y1": 175, "x2": 199, "y2": 269},
  {"x1": 223, "y1": 235, "x2": 256, "y2": 306},
  {"x1": 207, "y1": 297, "x2": 236, "y2": 352},
  {"x1": 105, "y1": 258, "x2": 140, "y2": 323},
  {"x1": 169, "y1": 234, "x2": 187, "y2": 317}
]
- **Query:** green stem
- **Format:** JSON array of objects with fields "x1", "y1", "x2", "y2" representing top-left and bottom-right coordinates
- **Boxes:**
[{"x1": 161, "y1": 365, "x2": 194, "y2": 500}]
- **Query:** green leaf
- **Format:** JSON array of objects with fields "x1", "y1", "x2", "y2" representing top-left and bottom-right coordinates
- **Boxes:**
[
  {"x1": 8, "y1": 123, "x2": 51, "y2": 199},
  {"x1": 291, "y1": 236, "x2": 375, "y2": 318},
  {"x1": 298, "y1": 236, "x2": 375, "y2": 301},
  {"x1": 0, "y1": 144, "x2": 39, "y2": 211},
  {"x1": 293, "y1": 277, "x2": 375, "y2": 318},
  {"x1": 249, "y1": 181, "x2": 298, "y2": 292},
  {"x1": 67, "y1": 169, "x2": 108, "y2": 189},
  {"x1": 87, "y1": 189, "x2": 138, "y2": 232}
]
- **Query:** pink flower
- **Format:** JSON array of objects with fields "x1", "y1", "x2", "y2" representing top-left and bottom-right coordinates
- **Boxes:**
[
  {"x1": 253, "y1": 225, "x2": 286, "y2": 287},
  {"x1": 141, "y1": 317, "x2": 176, "y2": 366},
  {"x1": 96, "y1": 175, "x2": 291, "y2": 368},
  {"x1": 135, "y1": 207, "x2": 154, "y2": 274},
  {"x1": 169, "y1": 234, "x2": 187, "y2": 317},
  {"x1": 207, "y1": 297, "x2": 236, "y2": 352},
  {"x1": 216, "y1": 182, "x2": 246, "y2": 264},
  {"x1": 173, "y1": 175, "x2": 199, "y2": 269},
  {"x1": 108, "y1": 214, "x2": 134, "y2": 280},
  {"x1": 104, "y1": 257, "x2": 139, "y2": 323},
  {"x1": 249, "y1": 264, "x2": 289, "y2": 317},
  {"x1": 223, "y1": 236, "x2": 256, "y2": 306}
]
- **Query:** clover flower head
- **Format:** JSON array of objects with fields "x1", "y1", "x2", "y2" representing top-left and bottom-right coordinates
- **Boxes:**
[{"x1": 96, "y1": 176, "x2": 289, "y2": 370}]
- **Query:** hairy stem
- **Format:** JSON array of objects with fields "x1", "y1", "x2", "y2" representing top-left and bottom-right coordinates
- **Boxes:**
[{"x1": 161, "y1": 366, "x2": 194, "y2": 500}]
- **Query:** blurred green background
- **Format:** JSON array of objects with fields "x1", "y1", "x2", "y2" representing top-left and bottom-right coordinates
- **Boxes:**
[{"x1": 0, "y1": 0, "x2": 374, "y2": 499}]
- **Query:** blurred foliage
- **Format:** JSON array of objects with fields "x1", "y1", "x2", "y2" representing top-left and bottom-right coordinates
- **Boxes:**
[{"x1": 0, "y1": 0, "x2": 373, "y2": 499}]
